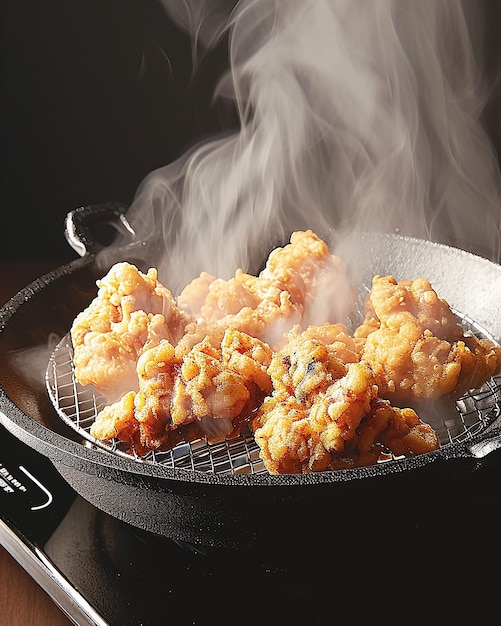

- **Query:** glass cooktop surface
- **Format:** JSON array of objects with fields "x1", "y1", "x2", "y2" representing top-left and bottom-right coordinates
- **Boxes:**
[{"x1": 1, "y1": 423, "x2": 500, "y2": 626}]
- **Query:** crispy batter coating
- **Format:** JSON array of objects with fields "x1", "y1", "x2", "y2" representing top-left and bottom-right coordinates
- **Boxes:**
[
  {"x1": 252, "y1": 327, "x2": 440, "y2": 474},
  {"x1": 459, "y1": 334, "x2": 501, "y2": 394},
  {"x1": 297, "y1": 323, "x2": 362, "y2": 364},
  {"x1": 71, "y1": 262, "x2": 191, "y2": 401},
  {"x1": 356, "y1": 276, "x2": 463, "y2": 341},
  {"x1": 177, "y1": 230, "x2": 356, "y2": 350},
  {"x1": 356, "y1": 398, "x2": 439, "y2": 458},
  {"x1": 357, "y1": 276, "x2": 501, "y2": 403},
  {"x1": 90, "y1": 329, "x2": 272, "y2": 452},
  {"x1": 89, "y1": 391, "x2": 138, "y2": 443},
  {"x1": 258, "y1": 330, "x2": 351, "y2": 407},
  {"x1": 253, "y1": 362, "x2": 379, "y2": 474}
]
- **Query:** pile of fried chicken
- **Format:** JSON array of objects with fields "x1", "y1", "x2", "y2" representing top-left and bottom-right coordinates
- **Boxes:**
[{"x1": 70, "y1": 230, "x2": 501, "y2": 474}]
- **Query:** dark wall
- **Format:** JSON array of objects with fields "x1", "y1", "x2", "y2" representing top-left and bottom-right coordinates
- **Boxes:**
[
  {"x1": 1, "y1": 1, "x2": 500, "y2": 261},
  {"x1": 483, "y1": 0, "x2": 501, "y2": 165},
  {"x1": 0, "y1": 0, "x2": 234, "y2": 260}
]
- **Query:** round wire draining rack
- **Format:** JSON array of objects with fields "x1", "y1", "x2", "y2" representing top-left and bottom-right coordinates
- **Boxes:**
[{"x1": 46, "y1": 309, "x2": 501, "y2": 476}]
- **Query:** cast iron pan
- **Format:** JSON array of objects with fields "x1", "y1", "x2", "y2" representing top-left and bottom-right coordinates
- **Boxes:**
[{"x1": 1, "y1": 203, "x2": 500, "y2": 549}]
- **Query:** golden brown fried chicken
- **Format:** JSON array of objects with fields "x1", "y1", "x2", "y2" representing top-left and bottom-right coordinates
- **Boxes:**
[
  {"x1": 178, "y1": 268, "x2": 302, "y2": 351},
  {"x1": 257, "y1": 329, "x2": 353, "y2": 406},
  {"x1": 89, "y1": 383, "x2": 203, "y2": 457},
  {"x1": 77, "y1": 236, "x2": 455, "y2": 472},
  {"x1": 252, "y1": 325, "x2": 440, "y2": 474},
  {"x1": 71, "y1": 262, "x2": 192, "y2": 401},
  {"x1": 177, "y1": 230, "x2": 356, "y2": 350},
  {"x1": 89, "y1": 391, "x2": 138, "y2": 443},
  {"x1": 253, "y1": 361, "x2": 379, "y2": 474},
  {"x1": 356, "y1": 398, "x2": 439, "y2": 458},
  {"x1": 90, "y1": 329, "x2": 273, "y2": 453},
  {"x1": 298, "y1": 323, "x2": 362, "y2": 364},
  {"x1": 255, "y1": 230, "x2": 357, "y2": 337},
  {"x1": 251, "y1": 328, "x2": 371, "y2": 473},
  {"x1": 220, "y1": 327, "x2": 273, "y2": 394},
  {"x1": 356, "y1": 276, "x2": 463, "y2": 341},
  {"x1": 458, "y1": 334, "x2": 501, "y2": 394},
  {"x1": 357, "y1": 275, "x2": 501, "y2": 404}
]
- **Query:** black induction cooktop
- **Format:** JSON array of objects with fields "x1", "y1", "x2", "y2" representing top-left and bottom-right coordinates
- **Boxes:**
[{"x1": 1, "y1": 422, "x2": 500, "y2": 626}]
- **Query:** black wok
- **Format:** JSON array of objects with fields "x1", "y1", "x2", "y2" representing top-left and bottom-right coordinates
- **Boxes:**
[{"x1": 1, "y1": 203, "x2": 501, "y2": 550}]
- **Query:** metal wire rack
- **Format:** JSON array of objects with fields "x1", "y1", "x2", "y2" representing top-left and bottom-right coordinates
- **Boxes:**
[
  {"x1": 45, "y1": 309, "x2": 501, "y2": 476},
  {"x1": 46, "y1": 336, "x2": 267, "y2": 475}
]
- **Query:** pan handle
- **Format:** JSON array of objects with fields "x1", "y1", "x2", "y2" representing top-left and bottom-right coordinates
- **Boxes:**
[{"x1": 65, "y1": 202, "x2": 135, "y2": 257}]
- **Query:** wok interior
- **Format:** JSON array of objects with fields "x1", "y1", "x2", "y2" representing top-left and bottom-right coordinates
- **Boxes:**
[{"x1": 0, "y1": 260, "x2": 99, "y2": 434}]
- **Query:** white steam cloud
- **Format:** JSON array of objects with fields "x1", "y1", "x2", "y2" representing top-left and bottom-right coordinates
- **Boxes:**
[{"x1": 100, "y1": 0, "x2": 501, "y2": 294}]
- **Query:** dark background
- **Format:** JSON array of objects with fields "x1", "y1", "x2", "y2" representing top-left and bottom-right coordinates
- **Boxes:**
[
  {"x1": 0, "y1": 0, "x2": 236, "y2": 261},
  {"x1": 1, "y1": 0, "x2": 500, "y2": 262}
]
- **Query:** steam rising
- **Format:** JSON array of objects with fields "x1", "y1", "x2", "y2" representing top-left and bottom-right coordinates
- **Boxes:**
[{"x1": 100, "y1": 0, "x2": 501, "y2": 294}]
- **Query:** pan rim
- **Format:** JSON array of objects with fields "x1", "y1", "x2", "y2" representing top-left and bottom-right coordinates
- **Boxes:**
[{"x1": 2, "y1": 390, "x2": 497, "y2": 487}]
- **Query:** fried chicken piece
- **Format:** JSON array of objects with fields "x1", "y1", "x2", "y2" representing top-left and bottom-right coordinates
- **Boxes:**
[
  {"x1": 253, "y1": 364, "x2": 440, "y2": 474},
  {"x1": 255, "y1": 230, "x2": 357, "y2": 337},
  {"x1": 459, "y1": 334, "x2": 501, "y2": 393},
  {"x1": 220, "y1": 327, "x2": 273, "y2": 394},
  {"x1": 134, "y1": 339, "x2": 184, "y2": 448},
  {"x1": 89, "y1": 384, "x2": 204, "y2": 456},
  {"x1": 252, "y1": 325, "x2": 440, "y2": 474},
  {"x1": 298, "y1": 323, "x2": 362, "y2": 363},
  {"x1": 356, "y1": 276, "x2": 463, "y2": 341},
  {"x1": 325, "y1": 398, "x2": 440, "y2": 470},
  {"x1": 176, "y1": 271, "x2": 215, "y2": 315},
  {"x1": 89, "y1": 339, "x2": 184, "y2": 451},
  {"x1": 259, "y1": 331, "x2": 351, "y2": 406},
  {"x1": 357, "y1": 398, "x2": 439, "y2": 458},
  {"x1": 253, "y1": 362, "x2": 379, "y2": 474},
  {"x1": 90, "y1": 329, "x2": 273, "y2": 452},
  {"x1": 179, "y1": 268, "x2": 301, "y2": 350},
  {"x1": 252, "y1": 328, "x2": 375, "y2": 473},
  {"x1": 357, "y1": 276, "x2": 501, "y2": 403},
  {"x1": 175, "y1": 337, "x2": 251, "y2": 424},
  {"x1": 262, "y1": 229, "x2": 331, "y2": 298},
  {"x1": 177, "y1": 230, "x2": 356, "y2": 350},
  {"x1": 90, "y1": 390, "x2": 138, "y2": 443},
  {"x1": 71, "y1": 262, "x2": 192, "y2": 401}
]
